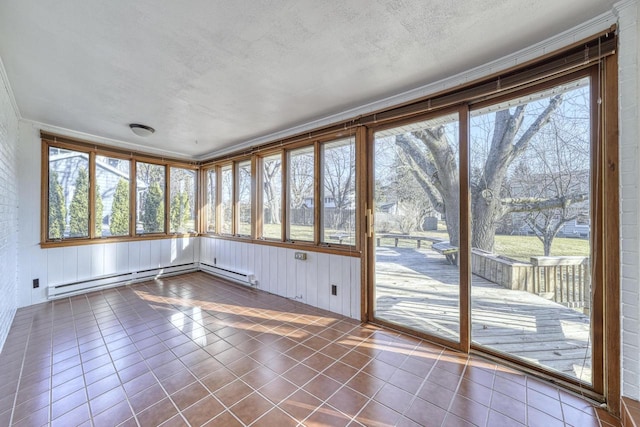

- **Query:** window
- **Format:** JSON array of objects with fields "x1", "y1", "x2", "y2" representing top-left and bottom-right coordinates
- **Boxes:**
[
  {"x1": 170, "y1": 167, "x2": 197, "y2": 233},
  {"x1": 237, "y1": 160, "x2": 252, "y2": 237},
  {"x1": 205, "y1": 168, "x2": 216, "y2": 233},
  {"x1": 261, "y1": 153, "x2": 282, "y2": 240},
  {"x1": 136, "y1": 162, "x2": 165, "y2": 234},
  {"x1": 48, "y1": 147, "x2": 90, "y2": 239},
  {"x1": 220, "y1": 164, "x2": 233, "y2": 234},
  {"x1": 321, "y1": 137, "x2": 355, "y2": 245},
  {"x1": 287, "y1": 146, "x2": 315, "y2": 241},
  {"x1": 43, "y1": 136, "x2": 198, "y2": 245},
  {"x1": 96, "y1": 155, "x2": 130, "y2": 237}
]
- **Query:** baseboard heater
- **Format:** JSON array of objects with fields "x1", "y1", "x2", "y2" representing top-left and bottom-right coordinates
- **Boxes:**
[
  {"x1": 199, "y1": 262, "x2": 256, "y2": 287},
  {"x1": 47, "y1": 263, "x2": 197, "y2": 299}
]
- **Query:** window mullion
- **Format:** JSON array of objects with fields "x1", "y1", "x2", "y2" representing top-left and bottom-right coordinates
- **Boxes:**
[
  {"x1": 314, "y1": 141, "x2": 321, "y2": 245},
  {"x1": 88, "y1": 151, "x2": 96, "y2": 239}
]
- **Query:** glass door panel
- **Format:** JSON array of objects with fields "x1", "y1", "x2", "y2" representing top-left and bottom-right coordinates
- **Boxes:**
[
  {"x1": 469, "y1": 77, "x2": 593, "y2": 384},
  {"x1": 372, "y1": 113, "x2": 461, "y2": 342}
]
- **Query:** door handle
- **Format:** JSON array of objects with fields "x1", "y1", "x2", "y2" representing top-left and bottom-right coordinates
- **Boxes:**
[{"x1": 366, "y1": 209, "x2": 373, "y2": 238}]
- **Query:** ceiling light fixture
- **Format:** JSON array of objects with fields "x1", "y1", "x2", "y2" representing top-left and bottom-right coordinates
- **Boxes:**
[{"x1": 129, "y1": 123, "x2": 155, "y2": 137}]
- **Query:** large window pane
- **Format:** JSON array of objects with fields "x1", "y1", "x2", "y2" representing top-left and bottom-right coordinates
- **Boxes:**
[
  {"x1": 321, "y1": 137, "x2": 355, "y2": 245},
  {"x1": 262, "y1": 154, "x2": 282, "y2": 240},
  {"x1": 136, "y1": 162, "x2": 165, "y2": 234},
  {"x1": 48, "y1": 147, "x2": 90, "y2": 239},
  {"x1": 170, "y1": 167, "x2": 196, "y2": 233},
  {"x1": 220, "y1": 165, "x2": 233, "y2": 234},
  {"x1": 470, "y1": 77, "x2": 592, "y2": 383},
  {"x1": 372, "y1": 113, "x2": 460, "y2": 341},
  {"x1": 96, "y1": 155, "x2": 130, "y2": 237},
  {"x1": 287, "y1": 146, "x2": 314, "y2": 242},
  {"x1": 206, "y1": 168, "x2": 216, "y2": 233},
  {"x1": 237, "y1": 161, "x2": 252, "y2": 236}
]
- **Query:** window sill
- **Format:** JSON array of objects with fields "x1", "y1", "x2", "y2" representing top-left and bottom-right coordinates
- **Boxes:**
[
  {"x1": 40, "y1": 233, "x2": 199, "y2": 248},
  {"x1": 200, "y1": 233, "x2": 361, "y2": 257}
]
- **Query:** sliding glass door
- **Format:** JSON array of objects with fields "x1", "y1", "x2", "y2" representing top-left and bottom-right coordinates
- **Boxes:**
[
  {"x1": 371, "y1": 111, "x2": 462, "y2": 346},
  {"x1": 367, "y1": 69, "x2": 605, "y2": 391},
  {"x1": 469, "y1": 76, "x2": 595, "y2": 384}
]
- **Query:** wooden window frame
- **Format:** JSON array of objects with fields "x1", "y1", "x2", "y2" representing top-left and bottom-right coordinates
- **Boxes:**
[
  {"x1": 41, "y1": 133, "x2": 199, "y2": 247},
  {"x1": 362, "y1": 57, "x2": 618, "y2": 409}
]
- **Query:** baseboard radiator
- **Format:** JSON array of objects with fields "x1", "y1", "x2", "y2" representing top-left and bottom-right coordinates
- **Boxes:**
[
  {"x1": 199, "y1": 262, "x2": 257, "y2": 287},
  {"x1": 47, "y1": 263, "x2": 198, "y2": 299}
]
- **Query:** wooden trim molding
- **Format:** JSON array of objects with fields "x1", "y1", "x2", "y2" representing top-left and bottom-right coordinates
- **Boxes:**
[{"x1": 623, "y1": 397, "x2": 640, "y2": 427}]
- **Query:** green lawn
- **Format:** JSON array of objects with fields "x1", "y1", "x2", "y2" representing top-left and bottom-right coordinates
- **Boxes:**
[
  {"x1": 264, "y1": 222, "x2": 590, "y2": 261},
  {"x1": 377, "y1": 226, "x2": 589, "y2": 262}
]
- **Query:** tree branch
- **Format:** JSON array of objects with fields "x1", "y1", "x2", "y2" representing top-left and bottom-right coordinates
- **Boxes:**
[{"x1": 502, "y1": 192, "x2": 588, "y2": 213}]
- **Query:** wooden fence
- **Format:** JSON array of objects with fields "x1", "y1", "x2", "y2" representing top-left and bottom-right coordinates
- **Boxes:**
[{"x1": 471, "y1": 251, "x2": 591, "y2": 313}]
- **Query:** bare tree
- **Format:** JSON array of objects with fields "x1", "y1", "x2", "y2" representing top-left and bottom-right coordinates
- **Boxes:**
[
  {"x1": 263, "y1": 158, "x2": 281, "y2": 224},
  {"x1": 508, "y1": 114, "x2": 590, "y2": 255},
  {"x1": 289, "y1": 150, "x2": 314, "y2": 209},
  {"x1": 396, "y1": 89, "x2": 590, "y2": 253},
  {"x1": 323, "y1": 141, "x2": 355, "y2": 229}
]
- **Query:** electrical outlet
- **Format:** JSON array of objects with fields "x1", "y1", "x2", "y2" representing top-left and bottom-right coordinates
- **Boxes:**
[
  {"x1": 33, "y1": 278, "x2": 39, "y2": 289},
  {"x1": 294, "y1": 252, "x2": 307, "y2": 260},
  {"x1": 331, "y1": 284, "x2": 337, "y2": 296}
]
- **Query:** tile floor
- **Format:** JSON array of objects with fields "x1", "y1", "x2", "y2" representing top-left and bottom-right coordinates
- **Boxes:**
[{"x1": 0, "y1": 272, "x2": 621, "y2": 426}]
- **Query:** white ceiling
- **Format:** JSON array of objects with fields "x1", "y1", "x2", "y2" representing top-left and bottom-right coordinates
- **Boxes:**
[{"x1": 0, "y1": 0, "x2": 617, "y2": 159}]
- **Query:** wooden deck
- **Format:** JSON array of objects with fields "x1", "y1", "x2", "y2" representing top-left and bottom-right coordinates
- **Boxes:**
[{"x1": 374, "y1": 245, "x2": 591, "y2": 383}]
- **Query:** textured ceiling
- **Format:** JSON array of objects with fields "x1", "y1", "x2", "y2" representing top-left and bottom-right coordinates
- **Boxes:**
[{"x1": 0, "y1": 1, "x2": 617, "y2": 159}]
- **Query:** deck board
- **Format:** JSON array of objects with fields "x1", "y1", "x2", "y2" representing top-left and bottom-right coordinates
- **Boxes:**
[{"x1": 374, "y1": 245, "x2": 591, "y2": 382}]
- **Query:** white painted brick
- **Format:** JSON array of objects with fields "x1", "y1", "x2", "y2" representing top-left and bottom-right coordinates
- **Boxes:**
[
  {"x1": 617, "y1": 0, "x2": 640, "y2": 400},
  {"x1": 0, "y1": 66, "x2": 19, "y2": 353}
]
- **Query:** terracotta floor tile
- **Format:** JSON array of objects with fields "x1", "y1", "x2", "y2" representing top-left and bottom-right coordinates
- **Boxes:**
[
  {"x1": 88, "y1": 385, "x2": 126, "y2": 416},
  {"x1": 303, "y1": 374, "x2": 342, "y2": 401},
  {"x1": 136, "y1": 397, "x2": 179, "y2": 427},
  {"x1": 405, "y1": 397, "x2": 448, "y2": 426},
  {"x1": 11, "y1": 405, "x2": 49, "y2": 427},
  {"x1": 130, "y1": 383, "x2": 168, "y2": 414},
  {"x1": 355, "y1": 399, "x2": 402, "y2": 427},
  {"x1": 388, "y1": 368, "x2": 424, "y2": 395},
  {"x1": 92, "y1": 400, "x2": 134, "y2": 427},
  {"x1": 51, "y1": 402, "x2": 90, "y2": 427},
  {"x1": 161, "y1": 414, "x2": 189, "y2": 427},
  {"x1": 229, "y1": 392, "x2": 273, "y2": 425},
  {"x1": 346, "y1": 371, "x2": 386, "y2": 398},
  {"x1": 283, "y1": 363, "x2": 318, "y2": 386},
  {"x1": 491, "y1": 390, "x2": 527, "y2": 424},
  {"x1": 449, "y1": 395, "x2": 489, "y2": 426},
  {"x1": 279, "y1": 389, "x2": 323, "y2": 422},
  {"x1": 327, "y1": 386, "x2": 370, "y2": 417},
  {"x1": 528, "y1": 406, "x2": 565, "y2": 427},
  {"x1": 0, "y1": 273, "x2": 619, "y2": 427},
  {"x1": 241, "y1": 364, "x2": 278, "y2": 389},
  {"x1": 51, "y1": 387, "x2": 87, "y2": 420},
  {"x1": 324, "y1": 360, "x2": 359, "y2": 383},
  {"x1": 214, "y1": 378, "x2": 253, "y2": 407},
  {"x1": 160, "y1": 369, "x2": 196, "y2": 394},
  {"x1": 253, "y1": 407, "x2": 298, "y2": 426},
  {"x1": 201, "y1": 368, "x2": 238, "y2": 393},
  {"x1": 182, "y1": 395, "x2": 224, "y2": 426},
  {"x1": 259, "y1": 376, "x2": 298, "y2": 404},
  {"x1": 442, "y1": 413, "x2": 478, "y2": 427},
  {"x1": 203, "y1": 410, "x2": 243, "y2": 427},
  {"x1": 171, "y1": 381, "x2": 210, "y2": 410},
  {"x1": 226, "y1": 355, "x2": 260, "y2": 376}
]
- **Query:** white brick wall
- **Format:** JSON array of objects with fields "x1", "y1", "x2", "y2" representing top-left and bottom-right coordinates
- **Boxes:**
[
  {"x1": 0, "y1": 62, "x2": 19, "y2": 353},
  {"x1": 617, "y1": 0, "x2": 640, "y2": 400}
]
